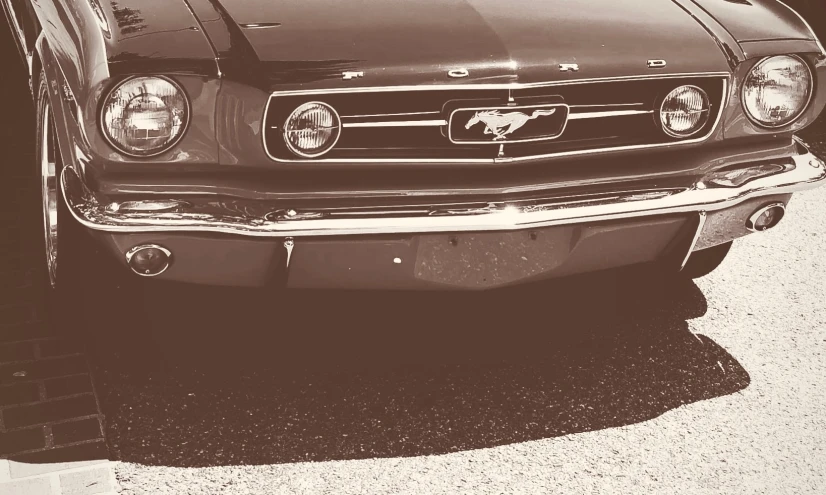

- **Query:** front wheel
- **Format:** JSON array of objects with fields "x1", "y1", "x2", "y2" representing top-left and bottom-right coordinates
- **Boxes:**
[
  {"x1": 681, "y1": 242, "x2": 733, "y2": 280},
  {"x1": 34, "y1": 68, "x2": 86, "y2": 332}
]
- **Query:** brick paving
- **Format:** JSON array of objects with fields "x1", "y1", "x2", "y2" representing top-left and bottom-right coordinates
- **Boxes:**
[
  {"x1": 0, "y1": 186, "x2": 114, "y2": 491},
  {"x1": 1, "y1": 28, "x2": 115, "y2": 495}
]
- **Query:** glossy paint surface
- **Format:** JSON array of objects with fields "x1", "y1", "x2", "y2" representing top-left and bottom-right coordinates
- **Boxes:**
[
  {"x1": 103, "y1": 0, "x2": 217, "y2": 75},
  {"x1": 690, "y1": 0, "x2": 815, "y2": 43},
  {"x1": 216, "y1": 0, "x2": 731, "y2": 86}
]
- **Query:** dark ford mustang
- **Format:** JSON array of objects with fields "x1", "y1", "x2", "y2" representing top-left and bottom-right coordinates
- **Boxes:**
[{"x1": 2, "y1": 0, "x2": 825, "y2": 295}]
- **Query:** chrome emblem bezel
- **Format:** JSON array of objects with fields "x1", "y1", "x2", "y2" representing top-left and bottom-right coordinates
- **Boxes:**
[{"x1": 448, "y1": 103, "x2": 570, "y2": 145}]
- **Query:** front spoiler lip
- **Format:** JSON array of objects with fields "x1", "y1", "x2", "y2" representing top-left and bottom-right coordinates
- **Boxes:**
[{"x1": 63, "y1": 143, "x2": 826, "y2": 238}]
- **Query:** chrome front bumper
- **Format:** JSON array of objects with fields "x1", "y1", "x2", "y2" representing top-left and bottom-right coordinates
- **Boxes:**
[
  {"x1": 62, "y1": 141, "x2": 825, "y2": 289},
  {"x1": 64, "y1": 145, "x2": 825, "y2": 239}
]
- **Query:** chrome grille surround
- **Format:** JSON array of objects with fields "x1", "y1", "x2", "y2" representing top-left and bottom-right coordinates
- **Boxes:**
[{"x1": 262, "y1": 72, "x2": 730, "y2": 164}]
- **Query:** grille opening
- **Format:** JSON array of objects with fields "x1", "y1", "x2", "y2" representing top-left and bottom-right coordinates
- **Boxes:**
[{"x1": 264, "y1": 75, "x2": 727, "y2": 162}]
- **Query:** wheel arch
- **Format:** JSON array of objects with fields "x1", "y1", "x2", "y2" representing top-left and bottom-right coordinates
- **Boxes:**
[{"x1": 32, "y1": 33, "x2": 80, "y2": 195}]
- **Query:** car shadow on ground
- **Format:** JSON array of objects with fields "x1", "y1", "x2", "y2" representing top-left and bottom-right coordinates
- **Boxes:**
[{"x1": 83, "y1": 268, "x2": 749, "y2": 468}]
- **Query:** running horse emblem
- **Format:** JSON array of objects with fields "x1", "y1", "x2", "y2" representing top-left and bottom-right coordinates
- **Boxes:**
[{"x1": 465, "y1": 109, "x2": 558, "y2": 140}]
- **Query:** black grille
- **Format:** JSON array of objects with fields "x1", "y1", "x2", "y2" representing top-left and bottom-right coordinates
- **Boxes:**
[{"x1": 263, "y1": 75, "x2": 727, "y2": 162}]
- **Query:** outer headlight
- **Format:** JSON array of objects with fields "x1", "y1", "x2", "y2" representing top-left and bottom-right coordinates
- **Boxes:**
[
  {"x1": 283, "y1": 102, "x2": 341, "y2": 158},
  {"x1": 659, "y1": 85, "x2": 710, "y2": 138},
  {"x1": 742, "y1": 55, "x2": 813, "y2": 128},
  {"x1": 101, "y1": 76, "x2": 189, "y2": 157}
]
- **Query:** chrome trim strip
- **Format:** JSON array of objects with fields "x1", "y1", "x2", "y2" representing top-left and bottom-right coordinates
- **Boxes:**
[
  {"x1": 568, "y1": 103, "x2": 645, "y2": 109},
  {"x1": 340, "y1": 110, "x2": 652, "y2": 128},
  {"x1": 775, "y1": 0, "x2": 826, "y2": 56},
  {"x1": 680, "y1": 211, "x2": 707, "y2": 270},
  {"x1": 343, "y1": 120, "x2": 448, "y2": 128},
  {"x1": 239, "y1": 23, "x2": 281, "y2": 29},
  {"x1": 263, "y1": 76, "x2": 730, "y2": 164},
  {"x1": 344, "y1": 111, "x2": 442, "y2": 119},
  {"x1": 568, "y1": 109, "x2": 653, "y2": 120},
  {"x1": 63, "y1": 147, "x2": 825, "y2": 238},
  {"x1": 268, "y1": 72, "x2": 730, "y2": 96}
]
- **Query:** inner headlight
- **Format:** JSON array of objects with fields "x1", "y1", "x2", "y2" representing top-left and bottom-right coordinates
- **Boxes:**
[
  {"x1": 742, "y1": 55, "x2": 813, "y2": 128},
  {"x1": 101, "y1": 76, "x2": 189, "y2": 157},
  {"x1": 659, "y1": 85, "x2": 710, "y2": 138},
  {"x1": 283, "y1": 102, "x2": 341, "y2": 158}
]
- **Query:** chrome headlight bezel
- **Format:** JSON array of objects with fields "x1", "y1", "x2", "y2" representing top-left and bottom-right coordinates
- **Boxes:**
[
  {"x1": 282, "y1": 101, "x2": 342, "y2": 159},
  {"x1": 658, "y1": 85, "x2": 711, "y2": 139},
  {"x1": 741, "y1": 54, "x2": 814, "y2": 129},
  {"x1": 100, "y1": 76, "x2": 191, "y2": 158}
]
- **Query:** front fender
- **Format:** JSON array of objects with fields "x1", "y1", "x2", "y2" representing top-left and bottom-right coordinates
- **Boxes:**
[
  {"x1": 28, "y1": 0, "x2": 223, "y2": 193},
  {"x1": 689, "y1": 0, "x2": 822, "y2": 48}
]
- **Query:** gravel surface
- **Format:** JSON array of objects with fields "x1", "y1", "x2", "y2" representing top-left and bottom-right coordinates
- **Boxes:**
[{"x1": 85, "y1": 127, "x2": 826, "y2": 493}]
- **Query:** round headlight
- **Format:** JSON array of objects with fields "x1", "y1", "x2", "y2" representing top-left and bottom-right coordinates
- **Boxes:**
[
  {"x1": 101, "y1": 77, "x2": 189, "y2": 157},
  {"x1": 742, "y1": 55, "x2": 812, "y2": 128},
  {"x1": 283, "y1": 102, "x2": 341, "y2": 158},
  {"x1": 659, "y1": 85, "x2": 710, "y2": 138}
]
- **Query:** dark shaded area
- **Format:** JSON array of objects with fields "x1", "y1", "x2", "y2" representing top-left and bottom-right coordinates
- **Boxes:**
[
  {"x1": 85, "y1": 269, "x2": 750, "y2": 467},
  {"x1": 787, "y1": 1, "x2": 826, "y2": 159},
  {"x1": 0, "y1": 25, "x2": 108, "y2": 465},
  {"x1": 783, "y1": 0, "x2": 825, "y2": 40},
  {"x1": 107, "y1": 51, "x2": 220, "y2": 78}
]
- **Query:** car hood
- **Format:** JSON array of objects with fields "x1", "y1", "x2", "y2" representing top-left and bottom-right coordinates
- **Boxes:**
[{"x1": 214, "y1": 0, "x2": 732, "y2": 87}]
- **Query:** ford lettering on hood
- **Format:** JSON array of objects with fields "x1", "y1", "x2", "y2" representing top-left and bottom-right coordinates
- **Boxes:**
[{"x1": 209, "y1": 0, "x2": 733, "y2": 86}]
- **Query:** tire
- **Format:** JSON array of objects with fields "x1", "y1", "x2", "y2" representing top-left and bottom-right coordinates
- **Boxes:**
[
  {"x1": 34, "y1": 68, "x2": 87, "y2": 334},
  {"x1": 681, "y1": 241, "x2": 733, "y2": 280}
]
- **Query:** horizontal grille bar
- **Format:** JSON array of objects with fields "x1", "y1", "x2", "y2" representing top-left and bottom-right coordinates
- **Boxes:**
[{"x1": 343, "y1": 120, "x2": 448, "y2": 128}]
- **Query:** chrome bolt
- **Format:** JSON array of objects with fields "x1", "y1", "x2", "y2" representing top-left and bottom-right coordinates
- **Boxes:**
[{"x1": 286, "y1": 209, "x2": 297, "y2": 218}]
